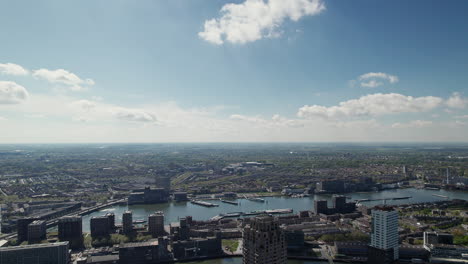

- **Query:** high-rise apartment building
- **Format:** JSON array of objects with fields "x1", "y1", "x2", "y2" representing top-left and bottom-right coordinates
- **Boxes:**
[
  {"x1": 368, "y1": 206, "x2": 399, "y2": 263},
  {"x1": 27, "y1": 220, "x2": 46, "y2": 244},
  {"x1": 16, "y1": 217, "x2": 39, "y2": 242},
  {"x1": 242, "y1": 215, "x2": 287, "y2": 264},
  {"x1": 122, "y1": 211, "x2": 133, "y2": 235},
  {"x1": 106, "y1": 213, "x2": 115, "y2": 230},
  {"x1": 148, "y1": 211, "x2": 165, "y2": 237},
  {"x1": 58, "y1": 216, "x2": 83, "y2": 249},
  {"x1": 90, "y1": 216, "x2": 111, "y2": 237}
]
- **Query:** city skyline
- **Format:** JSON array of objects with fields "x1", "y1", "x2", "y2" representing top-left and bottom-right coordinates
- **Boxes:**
[{"x1": 1, "y1": 0, "x2": 468, "y2": 143}]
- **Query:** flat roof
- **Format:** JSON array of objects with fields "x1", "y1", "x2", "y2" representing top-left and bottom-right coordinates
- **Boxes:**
[
  {"x1": 0, "y1": 242, "x2": 68, "y2": 251},
  {"x1": 120, "y1": 240, "x2": 158, "y2": 248}
]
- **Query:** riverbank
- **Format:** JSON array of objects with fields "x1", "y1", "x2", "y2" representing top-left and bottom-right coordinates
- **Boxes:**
[{"x1": 79, "y1": 187, "x2": 468, "y2": 232}]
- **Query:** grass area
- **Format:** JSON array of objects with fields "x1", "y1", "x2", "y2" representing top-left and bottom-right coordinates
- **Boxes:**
[
  {"x1": 86, "y1": 233, "x2": 153, "y2": 248},
  {"x1": 309, "y1": 250, "x2": 321, "y2": 257},
  {"x1": 222, "y1": 239, "x2": 239, "y2": 252}
]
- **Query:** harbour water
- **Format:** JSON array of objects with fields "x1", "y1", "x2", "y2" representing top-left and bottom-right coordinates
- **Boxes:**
[{"x1": 81, "y1": 188, "x2": 468, "y2": 232}]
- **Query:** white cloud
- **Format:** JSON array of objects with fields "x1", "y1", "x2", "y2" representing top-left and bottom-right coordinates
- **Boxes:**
[
  {"x1": 0, "y1": 81, "x2": 29, "y2": 104},
  {"x1": 33, "y1": 68, "x2": 94, "y2": 91},
  {"x1": 391, "y1": 120, "x2": 433, "y2": 128},
  {"x1": 357, "y1": 72, "x2": 399, "y2": 88},
  {"x1": 111, "y1": 107, "x2": 158, "y2": 123},
  {"x1": 297, "y1": 93, "x2": 443, "y2": 120},
  {"x1": 230, "y1": 114, "x2": 304, "y2": 127},
  {"x1": 71, "y1": 99, "x2": 97, "y2": 112},
  {"x1": 0, "y1": 116, "x2": 7, "y2": 121},
  {"x1": 199, "y1": 0, "x2": 325, "y2": 45},
  {"x1": 0, "y1": 63, "x2": 29, "y2": 76},
  {"x1": 455, "y1": 115, "x2": 468, "y2": 119},
  {"x1": 446, "y1": 92, "x2": 467, "y2": 109},
  {"x1": 329, "y1": 119, "x2": 381, "y2": 129}
]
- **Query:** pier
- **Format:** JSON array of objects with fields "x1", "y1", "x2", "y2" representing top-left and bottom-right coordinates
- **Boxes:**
[
  {"x1": 210, "y1": 208, "x2": 293, "y2": 221},
  {"x1": 190, "y1": 200, "x2": 220, "y2": 207},
  {"x1": 243, "y1": 195, "x2": 265, "y2": 203},
  {"x1": 220, "y1": 199, "x2": 239, "y2": 205},
  {"x1": 355, "y1": 196, "x2": 412, "y2": 204}
]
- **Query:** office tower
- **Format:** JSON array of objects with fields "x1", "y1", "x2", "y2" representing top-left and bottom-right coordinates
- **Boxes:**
[
  {"x1": 16, "y1": 217, "x2": 38, "y2": 242},
  {"x1": 123, "y1": 211, "x2": 133, "y2": 235},
  {"x1": 58, "y1": 216, "x2": 83, "y2": 249},
  {"x1": 0, "y1": 242, "x2": 69, "y2": 264},
  {"x1": 27, "y1": 220, "x2": 46, "y2": 244},
  {"x1": 314, "y1": 200, "x2": 328, "y2": 215},
  {"x1": 368, "y1": 206, "x2": 399, "y2": 263},
  {"x1": 90, "y1": 216, "x2": 111, "y2": 237},
  {"x1": 243, "y1": 215, "x2": 287, "y2": 264},
  {"x1": 148, "y1": 211, "x2": 165, "y2": 237}
]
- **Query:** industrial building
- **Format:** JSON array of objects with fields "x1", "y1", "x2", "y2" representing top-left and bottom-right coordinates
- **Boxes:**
[{"x1": 128, "y1": 187, "x2": 169, "y2": 205}]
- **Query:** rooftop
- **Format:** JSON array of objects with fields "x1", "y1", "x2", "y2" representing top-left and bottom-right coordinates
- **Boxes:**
[
  {"x1": 120, "y1": 240, "x2": 158, "y2": 249},
  {"x1": 0, "y1": 242, "x2": 68, "y2": 251}
]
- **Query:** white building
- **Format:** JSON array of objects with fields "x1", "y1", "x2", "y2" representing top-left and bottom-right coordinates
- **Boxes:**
[{"x1": 370, "y1": 206, "x2": 399, "y2": 260}]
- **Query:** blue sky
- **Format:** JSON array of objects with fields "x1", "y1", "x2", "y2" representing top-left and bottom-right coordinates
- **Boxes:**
[{"x1": 1, "y1": 0, "x2": 468, "y2": 143}]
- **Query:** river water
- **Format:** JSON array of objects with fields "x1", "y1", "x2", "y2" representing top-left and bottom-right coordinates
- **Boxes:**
[{"x1": 81, "y1": 188, "x2": 467, "y2": 232}]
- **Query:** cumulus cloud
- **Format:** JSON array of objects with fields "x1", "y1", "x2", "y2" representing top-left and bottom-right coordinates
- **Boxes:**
[
  {"x1": 0, "y1": 81, "x2": 29, "y2": 104},
  {"x1": 446, "y1": 92, "x2": 467, "y2": 109},
  {"x1": 0, "y1": 63, "x2": 29, "y2": 76},
  {"x1": 199, "y1": 0, "x2": 325, "y2": 45},
  {"x1": 357, "y1": 72, "x2": 399, "y2": 88},
  {"x1": 111, "y1": 107, "x2": 158, "y2": 123},
  {"x1": 391, "y1": 120, "x2": 433, "y2": 128},
  {"x1": 297, "y1": 93, "x2": 443, "y2": 120},
  {"x1": 33, "y1": 68, "x2": 94, "y2": 91}
]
